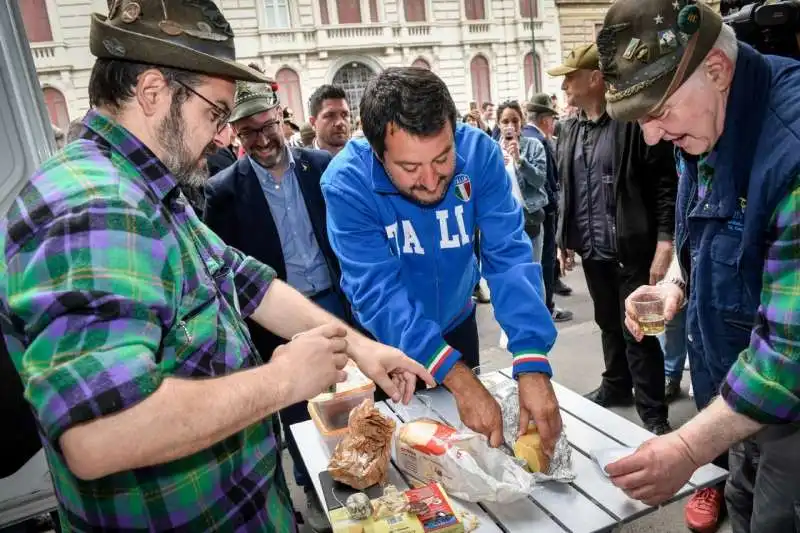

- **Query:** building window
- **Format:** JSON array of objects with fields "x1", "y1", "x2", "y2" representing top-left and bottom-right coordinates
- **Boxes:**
[
  {"x1": 520, "y1": 0, "x2": 538, "y2": 18},
  {"x1": 275, "y1": 68, "x2": 304, "y2": 122},
  {"x1": 319, "y1": 0, "x2": 330, "y2": 24},
  {"x1": 337, "y1": 0, "x2": 362, "y2": 23},
  {"x1": 19, "y1": 0, "x2": 53, "y2": 42},
  {"x1": 43, "y1": 87, "x2": 69, "y2": 131},
  {"x1": 369, "y1": 0, "x2": 379, "y2": 22},
  {"x1": 264, "y1": 0, "x2": 291, "y2": 29},
  {"x1": 464, "y1": 0, "x2": 485, "y2": 20},
  {"x1": 470, "y1": 55, "x2": 491, "y2": 107},
  {"x1": 333, "y1": 62, "x2": 377, "y2": 120},
  {"x1": 412, "y1": 57, "x2": 431, "y2": 69},
  {"x1": 405, "y1": 0, "x2": 426, "y2": 22},
  {"x1": 523, "y1": 52, "x2": 542, "y2": 97}
]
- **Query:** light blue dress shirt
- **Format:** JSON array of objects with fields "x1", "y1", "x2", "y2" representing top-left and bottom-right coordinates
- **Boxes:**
[{"x1": 249, "y1": 150, "x2": 331, "y2": 296}]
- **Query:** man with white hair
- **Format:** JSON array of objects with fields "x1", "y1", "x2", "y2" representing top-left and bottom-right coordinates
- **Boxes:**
[{"x1": 596, "y1": 1, "x2": 800, "y2": 531}]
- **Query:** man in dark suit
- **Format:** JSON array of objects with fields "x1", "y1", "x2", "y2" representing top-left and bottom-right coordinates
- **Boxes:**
[
  {"x1": 523, "y1": 94, "x2": 573, "y2": 323},
  {"x1": 204, "y1": 81, "x2": 349, "y2": 532}
]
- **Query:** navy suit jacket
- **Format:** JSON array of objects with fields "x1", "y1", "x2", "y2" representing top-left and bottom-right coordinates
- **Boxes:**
[{"x1": 204, "y1": 147, "x2": 351, "y2": 361}]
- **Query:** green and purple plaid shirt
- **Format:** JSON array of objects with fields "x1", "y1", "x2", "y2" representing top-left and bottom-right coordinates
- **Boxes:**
[
  {"x1": 0, "y1": 111, "x2": 295, "y2": 531},
  {"x1": 688, "y1": 154, "x2": 800, "y2": 424}
]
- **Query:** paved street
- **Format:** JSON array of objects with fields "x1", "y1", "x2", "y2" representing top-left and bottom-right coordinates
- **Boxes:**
[{"x1": 288, "y1": 263, "x2": 731, "y2": 533}]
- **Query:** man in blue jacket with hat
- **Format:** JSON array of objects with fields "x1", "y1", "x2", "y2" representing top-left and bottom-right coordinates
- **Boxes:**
[
  {"x1": 594, "y1": 1, "x2": 800, "y2": 531},
  {"x1": 321, "y1": 67, "x2": 563, "y2": 454}
]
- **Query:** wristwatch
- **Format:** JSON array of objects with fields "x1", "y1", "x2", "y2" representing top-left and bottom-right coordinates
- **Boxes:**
[{"x1": 657, "y1": 277, "x2": 688, "y2": 308}]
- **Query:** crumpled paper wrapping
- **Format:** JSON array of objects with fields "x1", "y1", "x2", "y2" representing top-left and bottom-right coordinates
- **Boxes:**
[
  {"x1": 481, "y1": 373, "x2": 576, "y2": 483},
  {"x1": 328, "y1": 399, "x2": 396, "y2": 490},
  {"x1": 395, "y1": 418, "x2": 536, "y2": 503}
]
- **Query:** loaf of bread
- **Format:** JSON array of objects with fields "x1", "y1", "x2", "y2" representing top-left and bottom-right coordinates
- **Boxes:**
[{"x1": 512, "y1": 425, "x2": 550, "y2": 473}]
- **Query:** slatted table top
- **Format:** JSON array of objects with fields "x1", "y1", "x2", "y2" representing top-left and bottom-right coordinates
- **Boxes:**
[{"x1": 291, "y1": 368, "x2": 727, "y2": 533}]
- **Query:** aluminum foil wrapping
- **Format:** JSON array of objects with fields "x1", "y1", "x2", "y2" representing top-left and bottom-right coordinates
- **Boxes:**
[{"x1": 481, "y1": 373, "x2": 576, "y2": 483}]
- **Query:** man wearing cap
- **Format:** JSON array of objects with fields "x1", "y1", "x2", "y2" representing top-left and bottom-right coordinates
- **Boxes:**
[
  {"x1": 204, "y1": 77, "x2": 354, "y2": 531},
  {"x1": 523, "y1": 94, "x2": 573, "y2": 323},
  {"x1": 596, "y1": 1, "x2": 800, "y2": 531},
  {"x1": 547, "y1": 44, "x2": 677, "y2": 436},
  {"x1": 300, "y1": 121, "x2": 316, "y2": 147},
  {"x1": 283, "y1": 107, "x2": 302, "y2": 147},
  {"x1": 0, "y1": 2, "x2": 433, "y2": 531}
]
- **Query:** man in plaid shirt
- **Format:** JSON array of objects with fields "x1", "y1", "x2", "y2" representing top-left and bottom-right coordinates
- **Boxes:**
[{"x1": 0, "y1": 2, "x2": 432, "y2": 531}]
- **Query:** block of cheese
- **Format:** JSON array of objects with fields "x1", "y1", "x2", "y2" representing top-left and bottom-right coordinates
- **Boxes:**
[{"x1": 512, "y1": 426, "x2": 550, "y2": 473}]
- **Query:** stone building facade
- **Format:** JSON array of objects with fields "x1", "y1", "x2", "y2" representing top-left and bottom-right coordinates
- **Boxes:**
[{"x1": 23, "y1": 0, "x2": 565, "y2": 128}]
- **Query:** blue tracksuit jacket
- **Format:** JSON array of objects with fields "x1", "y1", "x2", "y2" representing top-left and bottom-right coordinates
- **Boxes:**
[{"x1": 321, "y1": 123, "x2": 557, "y2": 383}]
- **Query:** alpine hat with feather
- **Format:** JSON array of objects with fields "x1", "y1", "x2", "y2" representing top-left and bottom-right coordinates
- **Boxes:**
[{"x1": 91, "y1": 0, "x2": 271, "y2": 83}]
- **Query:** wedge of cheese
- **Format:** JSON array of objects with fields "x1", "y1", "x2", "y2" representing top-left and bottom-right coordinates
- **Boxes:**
[{"x1": 512, "y1": 426, "x2": 550, "y2": 473}]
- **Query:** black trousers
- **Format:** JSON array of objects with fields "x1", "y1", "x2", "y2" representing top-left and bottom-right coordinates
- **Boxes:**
[
  {"x1": 582, "y1": 259, "x2": 667, "y2": 423},
  {"x1": 375, "y1": 308, "x2": 480, "y2": 402},
  {"x1": 541, "y1": 211, "x2": 557, "y2": 312},
  {"x1": 726, "y1": 424, "x2": 800, "y2": 532}
]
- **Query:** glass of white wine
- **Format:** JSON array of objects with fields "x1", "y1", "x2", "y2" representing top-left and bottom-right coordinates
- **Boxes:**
[{"x1": 631, "y1": 288, "x2": 666, "y2": 336}]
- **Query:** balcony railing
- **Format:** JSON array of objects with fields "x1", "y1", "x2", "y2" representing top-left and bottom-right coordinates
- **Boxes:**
[
  {"x1": 30, "y1": 43, "x2": 70, "y2": 72},
  {"x1": 260, "y1": 22, "x2": 443, "y2": 53}
]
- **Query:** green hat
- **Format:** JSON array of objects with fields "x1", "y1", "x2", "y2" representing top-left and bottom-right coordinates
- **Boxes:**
[
  {"x1": 90, "y1": 0, "x2": 270, "y2": 83},
  {"x1": 527, "y1": 92, "x2": 559, "y2": 116},
  {"x1": 597, "y1": 0, "x2": 723, "y2": 122},
  {"x1": 547, "y1": 44, "x2": 600, "y2": 76},
  {"x1": 228, "y1": 79, "x2": 280, "y2": 123}
]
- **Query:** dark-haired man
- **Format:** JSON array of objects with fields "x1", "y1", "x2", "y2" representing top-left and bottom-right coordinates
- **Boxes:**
[
  {"x1": 481, "y1": 101, "x2": 496, "y2": 136},
  {"x1": 0, "y1": 2, "x2": 432, "y2": 531},
  {"x1": 321, "y1": 67, "x2": 562, "y2": 455},
  {"x1": 308, "y1": 84, "x2": 351, "y2": 155}
]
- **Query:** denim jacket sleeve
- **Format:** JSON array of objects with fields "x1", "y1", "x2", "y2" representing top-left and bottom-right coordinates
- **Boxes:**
[
  {"x1": 516, "y1": 136, "x2": 546, "y2": 190},
  {"x1": 515, "y1": 137, "x2": 548, "y2": 213}
]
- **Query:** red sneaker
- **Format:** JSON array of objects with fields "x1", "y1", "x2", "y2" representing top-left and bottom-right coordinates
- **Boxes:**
[{"x1": 685, "y1": 487, "x2": 724, "y2": 533}]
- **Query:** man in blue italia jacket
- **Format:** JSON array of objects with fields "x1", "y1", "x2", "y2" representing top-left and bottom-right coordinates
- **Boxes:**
[{"x1": 321, "y1": 67, "x2": 562, "y2": 453}]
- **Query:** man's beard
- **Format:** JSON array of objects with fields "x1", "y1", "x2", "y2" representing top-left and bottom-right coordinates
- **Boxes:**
[
  {"x1": 157, "y1": 102, "x2": 214, "y2": 188},
  {"x1": 385, "y1": 166, "x2": 453, "y2": 206},
  {"x1": 249, "y1": 137, "x2": 284, "y2": 169},
  {"x1": 323, "y1": 128, "x2": 350, "y2": 148}
]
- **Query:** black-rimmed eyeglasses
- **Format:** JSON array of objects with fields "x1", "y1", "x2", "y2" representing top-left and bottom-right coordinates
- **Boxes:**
[
  {"x1": 175, "y1": 80, "x2": 231, "y2": 133},
  {"x1": 237, "y1": 120, "x2": 282, "y2": 143}
]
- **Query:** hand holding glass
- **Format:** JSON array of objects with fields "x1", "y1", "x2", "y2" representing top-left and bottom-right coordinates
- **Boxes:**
[{"x1": 630, "y1": 288, "x2": 666, "y2": 336}]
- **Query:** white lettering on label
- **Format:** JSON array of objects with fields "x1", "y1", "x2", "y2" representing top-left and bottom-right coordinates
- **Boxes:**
[{"x1": 401, "y1": 219, "x2": 425, "y2": 255}]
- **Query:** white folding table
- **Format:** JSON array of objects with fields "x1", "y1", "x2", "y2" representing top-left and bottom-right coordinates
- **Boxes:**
[{"x1": 291, "y1": 368, "x2": 727, "y2": 533}]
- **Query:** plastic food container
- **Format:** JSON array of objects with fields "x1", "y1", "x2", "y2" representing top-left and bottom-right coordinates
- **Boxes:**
[
  {"x1": 308, "y1": 402, "x2": 349, "y2": 454},
  {"x1": 309, "y1": 362, "x2": 376, "y2": 431}
]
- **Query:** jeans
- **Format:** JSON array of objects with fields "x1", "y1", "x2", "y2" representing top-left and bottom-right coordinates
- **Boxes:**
[
  {"x1": 282, "y1": 289, "x2": 347, "y2": 489},
  {"x1": 660, "y1": 307, "x2": 687, "y2": 380}
]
